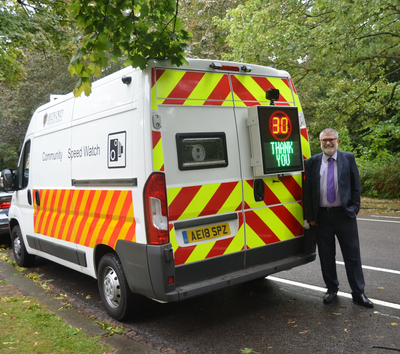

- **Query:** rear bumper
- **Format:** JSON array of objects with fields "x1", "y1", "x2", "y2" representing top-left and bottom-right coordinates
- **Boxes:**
[
  {"x1": 164, "y1": 252, "x2": 316, "y2": 302},
  {"x1": 116, "y1": 238, "x2": 316, "y2": 304}
]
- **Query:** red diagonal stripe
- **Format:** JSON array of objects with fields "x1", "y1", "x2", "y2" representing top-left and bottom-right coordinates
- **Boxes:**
[
  {"x1": 42, "y1": 190, "x2": 57, "y2": 235},
  {"x1": 245, "y1": 180, "x2": 281, "y2": 207},
  {"x1": 301, "y1": 127, "x2": 308, "y2": 140},
  {"x1": 96, "y1": 191, "x2": 121, "y2": 245},
  {"x1": 245, "y1": 210, "x2": 280, "y2": 246},
  {"x1": 206, "y1": 74, "x2": 231, "y2": 101},
  {"x1": 168, "y1": 185, "x2": 202, "y2": 221},
  {"x1": 152, "y1": 130, "x2": 161, "y2": 149},
  {"x1": 231, "y1": 75, "x2": 258, "y2": 102},
  {"x1": 205, "y1": 237, "x2": 234, "y2": 259},
  {"x1": 108, "y1": 193, "x2": 135, "y2": 248},
  {"x1": 122, "y1": 222, "x2": 136, "y2": 242},
  {"x1": 280, "y1": 176, "x2": 302, "y2": 201},
  {"x1": 174, "y1": 245, "x2": 196, "y2": 266},
  {"x1": 57, "y1": 190, "x2": 73, "y2": 239},
  {"x1": 166, "y1": 71, "x2": 205, "y2": 99},
  {"x1": 49, "y1": 189, "x2": 66, "y2": 238},
  {"x1": 66, "y1": 190, "x2": 85, "y2": 242},
  {"x1": 251, "y1": 76, "x2": 290, "y2": 104},
  {"x1": 198, "y1": 182, "x2": 239, "y2": 217},
  {"x1": 74, "y1": 190, "x2": 96, "y2": 245},
  {"x1": 155, "y1": 69, "x2": 165, "y2": 83},
  {"x1": 84, "y1": 190, "x2": 109, "y2": 247},
  {"x1": 271, "y1": 204, "x2": 303, "y2": 237}
]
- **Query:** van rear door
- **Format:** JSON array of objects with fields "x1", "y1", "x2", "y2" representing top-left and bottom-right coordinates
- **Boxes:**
[
  {"x1": 153, "y1": 68, "x2": 245, "y2": 285},
  {"x1": 152, "y1": 63, "x2": 311, "y2": 287}
]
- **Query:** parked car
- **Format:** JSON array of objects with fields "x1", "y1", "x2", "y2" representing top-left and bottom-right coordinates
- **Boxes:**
[{"x1": 0, "y1": 190, "x2": 12, "y2": 236}]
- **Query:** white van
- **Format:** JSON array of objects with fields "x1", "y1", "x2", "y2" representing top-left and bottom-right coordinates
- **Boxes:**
[{"x1": 1, "y1": 59, "x2": 316, "y2": 320}]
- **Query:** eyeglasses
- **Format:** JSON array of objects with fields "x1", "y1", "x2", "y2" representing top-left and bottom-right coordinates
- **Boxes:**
[{"x1": 320, "y1": 138, "x2": 337, "y2": 143}]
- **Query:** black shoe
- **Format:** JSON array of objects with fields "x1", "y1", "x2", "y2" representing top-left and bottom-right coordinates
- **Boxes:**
[
  {"x1": 352, "y1": 293, "x2": 374, "y2": 308},
  {"x1": 323, "y1": 290, "x2": 338, "y2": 304}
]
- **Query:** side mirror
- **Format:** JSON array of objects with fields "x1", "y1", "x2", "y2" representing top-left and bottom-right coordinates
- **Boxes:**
[{"x1": 1, "y1": 169, "x2": 16, "y2": 192}]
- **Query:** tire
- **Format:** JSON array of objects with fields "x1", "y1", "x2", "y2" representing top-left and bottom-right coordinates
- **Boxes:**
[
  {"x1": 12, "y1": 225, "x2": 35, "y2": 267},
  {"x1": 97, "y1": 253, "x2": 133, "y2": 321}
]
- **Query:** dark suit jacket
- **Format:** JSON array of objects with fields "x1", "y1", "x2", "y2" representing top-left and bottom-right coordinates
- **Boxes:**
[{"x1": 304, "y1": 150, "x2": 361, "y2": 222}]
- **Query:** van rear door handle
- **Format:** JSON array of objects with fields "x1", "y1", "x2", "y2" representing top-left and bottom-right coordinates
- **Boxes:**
[
  {"x1": 254, "y1": 179, "x2": 265, "y2": 202},
  {"x1": 35, "y1": 190, "x2": 40, "y2": 206}
]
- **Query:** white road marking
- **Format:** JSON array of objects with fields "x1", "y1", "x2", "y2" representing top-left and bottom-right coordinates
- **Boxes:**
[
  {"x1": 369, "y1": 215, "x2": 400, "y2": 219},
  {"x1": 358, "y1": 218, "x2": 400, "y2": 224},
  {"x1": 336, "y1": 261, "x2": 400, "y2": 275},
  {"x1": 268, "y1": 276, "x2": 400, "y2": 310}
]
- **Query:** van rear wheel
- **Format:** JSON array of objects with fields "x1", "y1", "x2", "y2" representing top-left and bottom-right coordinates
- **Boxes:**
[
  {"x1": 12, "y1": 225, "x2": 35, "y2": 267},
  {"x1": 98, "y1": 253, "x2": 133, "y2": 321}
]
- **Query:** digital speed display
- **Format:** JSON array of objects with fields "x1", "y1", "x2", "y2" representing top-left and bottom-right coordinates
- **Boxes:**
[{"x1": 257, "y1": 106, "x2": 303, "y2": 175}]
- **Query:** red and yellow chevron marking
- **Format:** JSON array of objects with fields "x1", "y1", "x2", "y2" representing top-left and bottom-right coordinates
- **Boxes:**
[
  {"x1": 167, "y1": 181, "x2": 242, "y2": 221},
  {"x1": 152, "y1": 130, "x2": 164, "y2": 171},
  {"x1": 245, "y1": 202, "x2": 304, "y2": 249},
  {"x1": 171, "y1": 212, "x2": 245, "y2": 266},
  {"x1": 230, "y1": 75, "x2": 292, "y2": 107},
  {"x1": 167, "y1": 181, "x2": 244, "y2": 265},
  {"x1": 153, "y1": 69, "x2": 299, "y2": 108},
  {"x1": 243, "y1": 176, "x2": 304, "y2": 247},
  {"x1": 243, "y1": 175, "x2": 302, "y2": 210},
  {"x1": 33, "y1": 189, "x2": 136, "y2": 249},
  {"x1": 301, "y1": 127, "x2": 311, "y2": 159}
]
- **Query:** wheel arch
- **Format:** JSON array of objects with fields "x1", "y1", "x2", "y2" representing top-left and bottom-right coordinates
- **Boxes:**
[{"x1": 93, "y1": 244, "x2": 117, "y2": 278}]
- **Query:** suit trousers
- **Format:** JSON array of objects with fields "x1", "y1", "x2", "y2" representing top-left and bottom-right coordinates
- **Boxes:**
[{"x1": 313, "y1": 208, "x2": 365, "y2": 295}]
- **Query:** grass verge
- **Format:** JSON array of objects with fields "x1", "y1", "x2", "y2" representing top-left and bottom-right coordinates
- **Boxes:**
[{"x1": 0, "y1": 295, "x2": 114, "y2": 354}]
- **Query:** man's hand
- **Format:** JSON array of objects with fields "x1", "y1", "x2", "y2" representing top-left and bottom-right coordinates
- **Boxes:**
[{"x1": 309, "y1": 221, "x2": 317, "y2": 226}]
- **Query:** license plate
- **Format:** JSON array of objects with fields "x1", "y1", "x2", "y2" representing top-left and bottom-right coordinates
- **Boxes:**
[{"x1": 182, "y1": 223, "x2": 231, "y2": 244}]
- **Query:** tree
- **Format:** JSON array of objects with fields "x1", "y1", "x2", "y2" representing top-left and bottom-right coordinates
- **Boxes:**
[
  {"x1": 68, "y1": 0, "x2": 191, "y2": 96},
  {"x1": 216, "y1": 0, "x2": 400, "y2": 159},
  {"x1": 179, "y1": 0, "x2": 247, "y2": 59},
  {"x1": 1, "y1": 1, "x2": 191, "y2": 97},
  {"x1": 0, "y1": 51, "x2": 76, "y2": 170},
  {"x1": 0, "y1": 0, "x2": 73, "y2": 86}
]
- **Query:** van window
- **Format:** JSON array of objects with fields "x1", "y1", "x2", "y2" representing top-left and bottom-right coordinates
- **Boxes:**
[{"x1": 18, "y1": 140, "x2": 31, "y2": 190}]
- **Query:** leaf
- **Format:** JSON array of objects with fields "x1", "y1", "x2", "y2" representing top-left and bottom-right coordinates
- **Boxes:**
[{"x1": 130, "y1": 54, "x2": 148, "y2": 70}]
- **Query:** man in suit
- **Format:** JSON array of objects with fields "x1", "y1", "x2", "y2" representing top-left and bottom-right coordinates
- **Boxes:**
[{"x1": 304, "y1": 128, "x2": 373, "y2": 308}]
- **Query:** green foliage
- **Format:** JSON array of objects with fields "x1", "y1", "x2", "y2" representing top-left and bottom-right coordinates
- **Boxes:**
[
  {"x1": 216, "y1": 0, "x2": 400, "y2": 197},
  {"x1": 69, "y1": 0, "x2": 192, "y2": 96},
  {"x1": 0, "y1": 51, "x2": 76, "y2": 170},
  {"x1": 358, "y1": 155, "x2": 400, "y2": 199},
  {"x1": 179, "y1": 0, "x2": 247, "y2": 59},
  {"x1": 0, "y1": 0, "x2": 74, "y2": 86},
  {"x1": 216, "y1": 0, "x2": 400, "y2": 148}
]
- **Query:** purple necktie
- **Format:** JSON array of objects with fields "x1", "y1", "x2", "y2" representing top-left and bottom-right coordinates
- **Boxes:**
[{"x1": 327, "y1": 157, "x2": 336, "y2": 203}]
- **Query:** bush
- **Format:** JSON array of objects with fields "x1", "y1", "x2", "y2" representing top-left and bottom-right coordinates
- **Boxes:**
[{"x1": 358, "y1": 155, "x2": 400, "y2": 199}]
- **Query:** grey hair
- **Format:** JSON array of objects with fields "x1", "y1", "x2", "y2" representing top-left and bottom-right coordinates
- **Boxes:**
[{"x1": 319, "y1": 128, "x2": 339, "y2": 141}]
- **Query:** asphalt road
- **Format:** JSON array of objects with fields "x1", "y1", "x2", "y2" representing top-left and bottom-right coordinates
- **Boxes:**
[{"x1": 1, "y1": 212, "x2": 399, "y2": 354}]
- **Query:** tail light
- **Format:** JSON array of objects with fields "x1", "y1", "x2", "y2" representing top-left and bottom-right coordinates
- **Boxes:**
[
  {"x1": 0, "y1": 196, "x2": 12, "y2": 209},
  {"x1": 144, "y1": 172, "x2": 169, "y2": 245}
]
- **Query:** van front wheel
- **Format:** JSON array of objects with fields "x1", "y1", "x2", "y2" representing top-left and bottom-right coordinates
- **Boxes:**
[
  {"x1": 12, "y1": 225, "x2": 35, "y2": 267},
  {"x1": 98, "y1": 253, "x2": 133, "y2": 321}
]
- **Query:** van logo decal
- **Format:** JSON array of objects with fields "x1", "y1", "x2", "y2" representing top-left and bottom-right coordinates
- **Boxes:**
[
  {"x1": 108, "y1": 131, "x2": 126, "y2": 168},
  {"x1": 43, "y1": 109, "x2": 64, "y2": 127}
]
